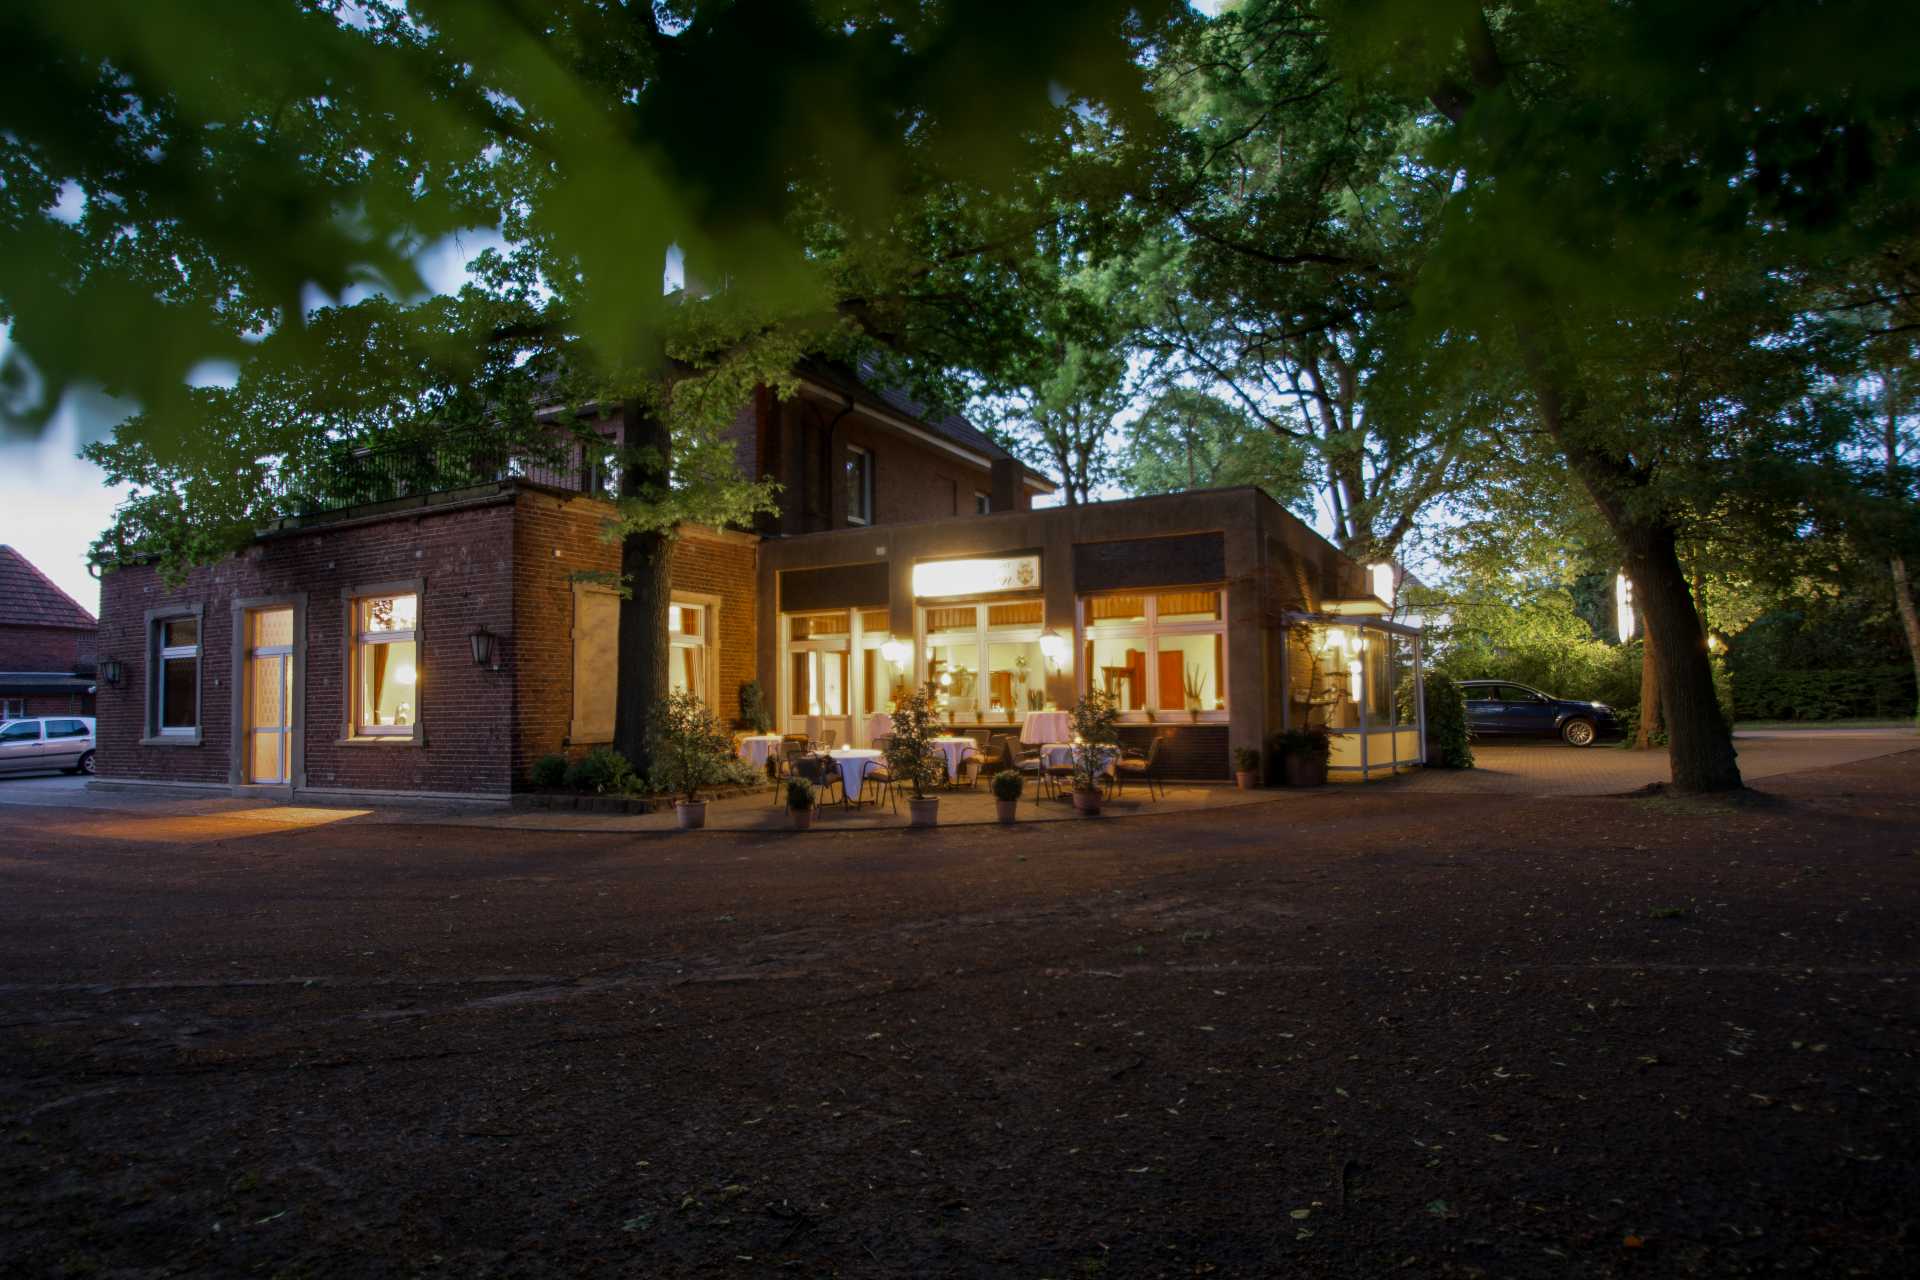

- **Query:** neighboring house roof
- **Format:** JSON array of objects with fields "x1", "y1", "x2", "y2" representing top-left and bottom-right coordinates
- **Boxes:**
[
  {"x1": 0, "y1": 546, "x2": 97, "y2": 630},
  {"x1": 0, "y1": 672, "x2": 96, "y2": 697},
  {"x1": 797, "y1": 356, "x2": 1059, "y2": 492}
]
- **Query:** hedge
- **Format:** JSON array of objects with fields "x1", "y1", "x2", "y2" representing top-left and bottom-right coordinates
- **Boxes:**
[{"x1": 1729, "y1": 666, "x2": 1916, "y2": 722}]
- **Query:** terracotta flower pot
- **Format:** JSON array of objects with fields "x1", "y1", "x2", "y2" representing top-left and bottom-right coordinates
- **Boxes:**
[
  {"x1": 1235, "y1": 771, "x2": 1257, "y2": 790},
  {"x1": 789, "y1": 806, "x2": 813, "y2": 830},
  {"x1": 1283, "y1": 754, "x2": 1328, "y2": 788},
  {"x1": 675, "y1": 800, "x2": 707, "y2": 829},
  {"x1": 1072, "y1": 787, "x2": 1102, "y2": 814},
  {"x1": 908, "y1": 796, "x2": 940, "y2": 828},
  {"x1": 995, "y1": 799, "x2": 1018, "y2": 824}
]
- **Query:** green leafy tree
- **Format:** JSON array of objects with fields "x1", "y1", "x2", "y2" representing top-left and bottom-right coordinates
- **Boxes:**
[{"x1": 1121, "y1": 385, "x2": 1312, "y2": 508}]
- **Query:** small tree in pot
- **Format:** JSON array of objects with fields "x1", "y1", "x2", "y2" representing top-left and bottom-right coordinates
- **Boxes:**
[
  {"x1": 650, "y1": 689, "x2": 735, "y2": 828},
  {"x1": 886, "y1": 684, "x2": 945, "y2": 827},
  {"x1": 1271, "y1": 726, "x2": 1332, "y2": 787},
  {"x1": 1069, "y1": 687, "x2": 1120, "y2": 814},
  {"x1": 785, "y1": 776, "x2": 816, "y2": 830},
  {"x1": 991, "y1": 768, "x2": 1023, "y2": 823},
  {"x1": 1233, "y1": 746, "x2": 1260, "y2": 790}
]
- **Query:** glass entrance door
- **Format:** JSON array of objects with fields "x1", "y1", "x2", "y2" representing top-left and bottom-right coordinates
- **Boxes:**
[{"x1": 245, "y1": 607, "x2": 295, "y2": 784}]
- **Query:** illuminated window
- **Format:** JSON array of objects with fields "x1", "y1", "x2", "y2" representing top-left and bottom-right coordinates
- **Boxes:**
[
  {"x1": 669, "y1": 600, "x2": 708, "y2": 703},
  {"x1": 1078, "y1": 588, "x2": 1227, "y2": 717},
  {"x1": 352, "y1": 593, "x2": 419, "y2": 736}
]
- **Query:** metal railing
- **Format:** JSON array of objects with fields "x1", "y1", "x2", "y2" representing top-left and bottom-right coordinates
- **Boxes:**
[{"x1": 262, "y1": 436, "x2": 610, "y2": 519}]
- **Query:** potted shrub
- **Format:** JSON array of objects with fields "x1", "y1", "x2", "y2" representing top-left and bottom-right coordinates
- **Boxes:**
[
  {"x1": 1273, "y1": 726, "x2": 1332, "y2": 787},
  {"x1": 1069, "y1": 688, "x2": 1120, "y2": 814},
  {"x1": 991, "y1": 769, "x2": 1023, "y2": 823},
  {"x1": 885, "y1": 685, "x2": 945, "y2": 827},
  {"x1": 650, "y1": 689, "x2": 735, "y2": 829},
  {"x1": 1233, "y1": 747, "x2": 1260, "y2": 790},
  {"x1": 785, "y1": 777, "x2": 816, "y2": 830}
]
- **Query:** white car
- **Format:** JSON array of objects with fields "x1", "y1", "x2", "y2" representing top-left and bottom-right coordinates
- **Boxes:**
[{"x1": 0, "y1": 716, "x2": 96, "y2": 776}]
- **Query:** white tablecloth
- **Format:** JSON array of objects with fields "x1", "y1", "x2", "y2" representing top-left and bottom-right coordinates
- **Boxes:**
[
  {"x1": 864, "y1": 712, "x2": 894, "y2": 742},
  {"x1": 737, "y1": 736, "x2": 781, "y2": 769},
  {"x1": 1042, "y1": 742, "x2": 1117, "y2": 776},
  {"x1": 930, "y1": 736, "x2": 978, "y2": 780},
  {"x1": 1021, "y1": 710, "x2": 1071, "y2": 744},
  {"x1": 827, "y1": 749, "x2": 883, "y2": 799}
]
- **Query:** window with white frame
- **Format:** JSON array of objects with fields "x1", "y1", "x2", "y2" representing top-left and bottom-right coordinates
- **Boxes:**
[
  {"x1": 350, "y1": 592, "x2": 419, "y2": 735},
  {"x1": 151, "y1": 614, "x2": 201, "y2": 735},
  {"x1": 1, "y1": 698, "x2": 23, "y2": 720},
  {"x1": 668, "y1": 600, "x2": 710, "y2": 703},
  {"x1": 920, "y1": 598, "x2": 1045, "y2": 721},
  {"x1": 1078, "y1": 589, "x2": 1228, "y2": 718},
  {"x1": 846, "y1": 445, "x2": 873, "y2": 525}
]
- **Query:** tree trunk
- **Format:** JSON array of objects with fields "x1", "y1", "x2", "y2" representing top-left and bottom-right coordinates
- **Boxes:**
[
  {"x1": 612, "y1": 404, "x2": 673, "y2": 777},
  {"x1": 1632, "y1": 632, "x2": 1663, "y2": 749},
  {"x1": 1621, "y1": 526, "x2": 1739, "y2": 791},
  {"x1": 1516, "y1": 346, "x2": 1741, "y2": 791},
  {"x1": 1892, "y1": 553, "x2": 1920, "y2": 725}
]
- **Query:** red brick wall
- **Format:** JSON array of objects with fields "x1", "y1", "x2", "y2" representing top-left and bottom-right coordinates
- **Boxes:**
[
  {"x1": 7, "y1": 692, "x2": 94, "y2": 718},
  {"x1": 96, "y1": 498, "x2": 519, "y2": 794},
  {"x1": 838, "y1": 416, "x2": 999, "y2": 527},
  {"x1": 508, "y1": 492, "x2": 760, "y2": 781},
  {"x1": 0, "y1": 623, "x2": 94, "y2": 672}
]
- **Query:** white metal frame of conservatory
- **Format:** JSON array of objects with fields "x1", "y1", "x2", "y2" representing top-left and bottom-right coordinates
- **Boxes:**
[{"x1": 1281, "y1": 611, "x2": 1426, "y2": 781}]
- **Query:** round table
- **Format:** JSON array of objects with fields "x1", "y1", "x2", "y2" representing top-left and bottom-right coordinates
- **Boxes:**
[
  {"x1": 930, "y1": 735, "x2": 978, "y2": 782},
  {"x1": 1021, "y1": 710, "x2": 1072, "y2": 745},
  {"x1": 736, "y1": 735, "x2": 781, "y2": 770},
  {"x1": 826, "y1": 748, "x2": 883, "y2": 801},
  {"x1": 1042, "y1": 742, "x2": 1117, "y2": 776}
]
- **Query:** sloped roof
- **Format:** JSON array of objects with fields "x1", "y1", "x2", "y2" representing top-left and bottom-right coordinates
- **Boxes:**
[
  {"x1": 0, "y1": 546, "x2": 97, "y2": 630},
  {"x1": 797, "y1": 356, "x2": 1058, "y2": 490}
]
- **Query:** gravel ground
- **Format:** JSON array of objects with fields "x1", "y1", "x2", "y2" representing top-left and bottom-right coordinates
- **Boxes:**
[{"x1": 1, "y1": 750, "x2": 1916, "y2": 1278}]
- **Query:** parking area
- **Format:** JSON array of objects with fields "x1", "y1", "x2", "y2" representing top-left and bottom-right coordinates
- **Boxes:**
[{"x1": 1403, "y1": 726, "x2": 1918, "y2": 796}]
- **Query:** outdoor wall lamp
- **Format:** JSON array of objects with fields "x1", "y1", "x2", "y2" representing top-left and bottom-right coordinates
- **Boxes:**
[
  {"x1": 1037, "y1": 628, "x2": 1068, "y2": 667},
  {"x1": 469, "y1": 625, "x2": 498, "y2": 668},
  {"x1": 879, "y1": 637, "x2": 911, "y2": 665},
  {"x1": 100, "y1": 657, "x2": 123, "y2": 686}
]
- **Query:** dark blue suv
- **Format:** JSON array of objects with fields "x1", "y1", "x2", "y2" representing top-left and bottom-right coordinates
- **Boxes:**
[{"x1": 1458, "y1": 680, "x2": 1622, "y2": 747}]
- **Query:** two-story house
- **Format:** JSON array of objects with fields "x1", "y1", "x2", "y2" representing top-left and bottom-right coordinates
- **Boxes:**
[{"x1": 91, "y1": 359, "x2": 1423, "y2": 801}]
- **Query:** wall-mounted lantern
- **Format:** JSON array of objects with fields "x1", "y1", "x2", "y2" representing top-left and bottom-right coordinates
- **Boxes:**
[
  {"x1": 1037, "y1": 627, "x2": 1069, "y2": 670},
  {"x1": 879, "y1": 637, "x2": 912, "y2": 666},
  {"x1": 100, "y1": 657, "x2": 123, "y2": 686},
  {"x1": 469, "y1": 625, "x2": 499, "y2": 668}
]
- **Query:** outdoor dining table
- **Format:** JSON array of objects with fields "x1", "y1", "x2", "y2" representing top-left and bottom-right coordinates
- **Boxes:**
[
  {"x1": 1020, "y1": 710, "x2": 1071, "y2": 744},
  {"x1": 736, "y1": 735, "x2": 781, "y2": 770},
  {"x1": 1041, "y1": 741, "x2": 1118, "y2": 777},
  {"x1": 826, "y1": 748, "x2": 883, "y2": 803},
  {"x1": 930, "y1": 735, "x2": 978, "y2": 783}
]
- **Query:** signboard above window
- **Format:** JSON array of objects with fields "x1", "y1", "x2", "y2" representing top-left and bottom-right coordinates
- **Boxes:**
[{"x1": 911, "y1": 554, "x2": 1040, "y2": 600}]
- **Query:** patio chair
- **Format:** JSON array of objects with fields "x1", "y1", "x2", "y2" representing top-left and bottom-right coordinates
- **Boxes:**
[
  {"x1": 857, "y1": 755, "x2": 896, "y2": 813},
  {"x1": 771, "y1": 739, "x2": 810, "y2": 803},
  {"x1": 1012, "y1": 738, "x2": 1051, "y2": 802},
  {"x1": 819, "y1": 728, "x2": 838, "y2": 749},
  {"x1": 792, "y1": 754, "x2": 845, "y2": 810},
  {"x1": 1114, "y1": 734, "x2": 1169, "y2": 801}
]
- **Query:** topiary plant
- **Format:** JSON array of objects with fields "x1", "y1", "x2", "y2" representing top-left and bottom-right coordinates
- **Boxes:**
[
  {"x1": 991, "y1": 769, "x2": 1023, "y2": 801},
  {"x1": 529, "y1": 753, "x2": 567, "y2": 788},
  {"x1": 1422, "y1": 671, "x2": 1475, "y2": 769},
  {"x1": 785, "y1": 776, "x2": 816, "y2": 811}
]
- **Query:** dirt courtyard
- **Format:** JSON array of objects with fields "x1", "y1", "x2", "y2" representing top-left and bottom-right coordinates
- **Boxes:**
[{"x1": 2, "y1": 752, "x2": 1917, "y2": 1277}]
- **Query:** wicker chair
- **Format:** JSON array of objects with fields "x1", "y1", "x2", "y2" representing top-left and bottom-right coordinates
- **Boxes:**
[
  {"x1": 819, "y1": 728, "x2": 838, "y2": 749},
  {"x1": 1114, "y1": 734, "x2": 1169, "y2": 801}
]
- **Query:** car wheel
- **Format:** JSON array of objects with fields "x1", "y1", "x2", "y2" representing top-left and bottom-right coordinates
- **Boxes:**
[
  {"x1": 77, "y1": 750, "x2": 96, "y2": 775},
  {"x1": 1560, "y1": 718, "x2": 1596, "y2": 747}
]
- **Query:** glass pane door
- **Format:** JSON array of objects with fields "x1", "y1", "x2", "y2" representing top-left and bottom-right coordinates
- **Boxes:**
[{"x1": 245, "y1": 606, "x2": 294, "y2": 785}]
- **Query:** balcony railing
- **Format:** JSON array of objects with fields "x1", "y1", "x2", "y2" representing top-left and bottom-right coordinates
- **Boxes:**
[{"x1": 262, "y1": 436, "x2": 610, "y2": 520}]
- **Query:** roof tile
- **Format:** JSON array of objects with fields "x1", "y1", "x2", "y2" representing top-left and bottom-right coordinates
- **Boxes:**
[{"x1": 0, "y1": 546, "x2": 98, "y2": 629}]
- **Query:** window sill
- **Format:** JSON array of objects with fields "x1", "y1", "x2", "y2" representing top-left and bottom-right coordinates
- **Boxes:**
[
  {"x1": 140, "y1": 733, "x2": 202, "y2": 747},
  {"x1": 335, "y1": 734, "x2": 426, "y2": 748}
]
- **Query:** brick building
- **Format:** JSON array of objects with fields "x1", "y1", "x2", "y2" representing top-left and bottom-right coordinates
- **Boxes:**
[
  {"x1": 0, "y1": 545, "x2": 98, "y2": 720},
  {"x1": 93, "y1": 363, "x2": 1421, "y2": 801}
]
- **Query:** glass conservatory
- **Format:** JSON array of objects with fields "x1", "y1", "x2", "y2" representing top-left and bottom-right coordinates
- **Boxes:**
[{"x1": 1282, "y1": 606, "x2": 1425, "y2": 781}]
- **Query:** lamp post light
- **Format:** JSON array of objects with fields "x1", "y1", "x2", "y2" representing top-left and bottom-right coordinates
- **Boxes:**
[{"x1": 1614, "y1": 571, "x2": 1635, "y2": 642}]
